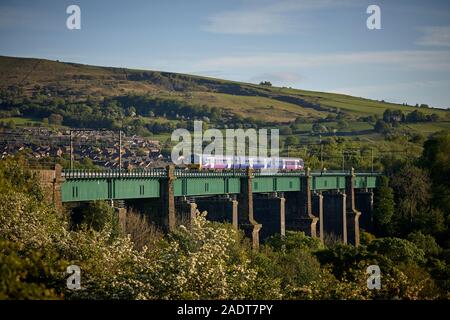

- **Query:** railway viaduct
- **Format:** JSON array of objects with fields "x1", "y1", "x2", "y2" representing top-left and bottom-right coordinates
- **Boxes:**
[{"x1": 35, "y1": 165, "x2": 379, "y2": 249}]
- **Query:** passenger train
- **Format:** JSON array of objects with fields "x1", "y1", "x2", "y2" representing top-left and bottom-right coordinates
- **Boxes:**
[{"x1": 188, "y1": 154, "x2": 304, "y2": 170}]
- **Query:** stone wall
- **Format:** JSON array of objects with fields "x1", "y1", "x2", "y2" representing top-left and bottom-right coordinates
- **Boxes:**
[{"x1": 31, "y1": 164, "x2": 64, "y2": 212}]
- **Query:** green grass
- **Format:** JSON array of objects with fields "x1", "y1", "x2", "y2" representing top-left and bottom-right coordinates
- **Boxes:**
[
  {"x1": 293, "y1": 123, "x2": 314, "y2": 132},
  {"x1": 273, "y1": 86, "x2": 449, "y2": 117},
  {"x1": 0, "y1": 117, "x2": 42, "y2": 125},
  {"x1": 293, "y1": 121, "x2": 373, "y2": 133},
  {"x1": 325, "y1": 121, "x2": 374, "y2": 131},
  {"x1": 189, "y1": 92, "x2": 327, "y2": 122},
  {"x1": 149, "y1": 132, "x2": 172, "y2": 143},
  {"x1": 402, "y1": 122, "x2": 450, "y2": 134},
  {"x1": 0, "y1": 117, "x2": 70, "y2": 129},
  {"x1": 139, "y1": 116, "x2": 180, "y2": 124}
]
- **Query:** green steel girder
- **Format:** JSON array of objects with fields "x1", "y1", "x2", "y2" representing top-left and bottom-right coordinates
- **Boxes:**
[
  {"x1": 174, "y1": 177, "x2": 240, "y2": 197},
  {"x1": 311, "y1": 176, "x2": 346, "y2": 190},
  {"x1": 61, "y1": 178, "x2": 160, "y2": 202},
  {"x1": 60, "y1": 170, "x2": 379, "y2": 202}
]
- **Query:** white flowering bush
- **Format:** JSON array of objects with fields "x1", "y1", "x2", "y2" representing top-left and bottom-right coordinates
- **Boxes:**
[
  {"x1": 60, "y1": 211, "x2": 283, "y2": 300},
  {"x1": 0, "y1": 191, "x2": 66, "y2": 251},
  {"x1": 0, "y1": 186, "x2": 280, "y2": 299},
  {"x1": 0, "y1": 189, "x2": 154, "y2": 299},
  {"x1": 0, "y1": 190, "x2": 68, "y2": 299},
  {"x1": 148, "y1": 212, "x2": 281, "y2": 299},
  {"x1": 60, "y1": 229, "x2": 155, "y2": 299}
]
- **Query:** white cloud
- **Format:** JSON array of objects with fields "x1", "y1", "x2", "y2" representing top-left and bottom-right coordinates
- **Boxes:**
[
  {"x1": 331, "y1": 80, "x2": 444, "y2": 96},
  {"x1": 204, "y1": 11, "x2": 291, "y2": 35},
  {"x1": 194, "y1": 50, "x2": 450, "y2": 72},
  {"x1": 203, "y1": 0, "x2": 358, "y2": 35},
  {"x1": 416, "y1": 26, "x2": 450, "y2": 47}
]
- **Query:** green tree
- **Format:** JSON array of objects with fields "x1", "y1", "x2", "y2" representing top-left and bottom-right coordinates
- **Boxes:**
[
  {"x1": 266, "y1": 231, "x2": 323, "y2": 252},
  {"x1": 252, "y1": 245, "x2": 323, "y2": 299},
  {"x1": 390, "y1": 164, "x2": 431, "y2": 234},
  {"x1": 373, "y1": 176, "x2": 395, "y2": 235},
  {"x1": 421, "y1": 131, "x2": 450, "y2": 216},
  {"x1": 407, "y1": 231, "x2": 441, "y2": 257},
  {"x1": 5, "y1": 120, "x2": 16, "y2": 129},
  {"x1": 280, "y1": 126, "x2": 293, "y2": 135},
  {"x1": 337, "y1": 119, "x2": 349, "y2": 131},
  {"x1": 0, "y1": 239, "x2": 63, "y2": 300},
  {"x1": 48, "y1": 113, "x2": 63, "y2": 125},
  {"x1": 367, "y1": 237, "x2": 426, "y2": 265},
  {"x1": 406, "y1": 110, "x2": 426, "y2": 123},
  {"x1": 412, "y1": 208, "x2": 447, "y2": 236},
  {"x1": 374, "y1": 119, "x2": 390, "y2": 134},
  {"x1": 383, "y1": 109, "x2": 393, "y2": 122},
  {"x1": 285, "y1": 135, "x2": 299, "y2": 146},
  {"x1": 0, "y1": 157, "x2": 43, "y2": 201},
  {"x1": 80, "y1": 201, "x2": 119, "y2": 236}
]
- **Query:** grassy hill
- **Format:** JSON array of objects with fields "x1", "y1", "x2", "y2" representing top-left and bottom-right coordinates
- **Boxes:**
[{"x1": 1, "y1": 55, "x2": 448, "y2": 123}]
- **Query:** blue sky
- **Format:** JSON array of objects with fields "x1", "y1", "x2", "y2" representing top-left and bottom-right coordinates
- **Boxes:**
[{"x1": 1, "y1": 0, "x2": 450, "y2": 108}]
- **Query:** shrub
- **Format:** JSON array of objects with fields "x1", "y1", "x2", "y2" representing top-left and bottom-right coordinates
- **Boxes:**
[
  {"x1": 123, "y1": 209, "x2": 163, "y2": 250},
  {"x1": 367, "y1": 237, "x2": 426, "y2": 265},
  {"x1": 148, "y1": 212, "x2": 281, "y2": 299},
  {"x1": 252, "y1": 245, "x2": 323, "y2": 299},
  {"x1": 407, "y1": 231, "x2": 441, "y2": 257},
  {"x1": 0, "y1": 239, "x2": 64, "y2": 300},
  {"x1": 79, "y1": 201, "x2": 119, "y2": 237},
  {"x1": 0, "y1": 190, "x2": 65, "y2": 250},
  {"x1": 265, "y1": 231, "x2": 324, "y2": 252},
  {"x1": 0, "y1": 157, "x2": 43, "y2": 201},
  {"x1": 60, "y1": 229, "x2": 154, "y2": 300},
  {"x1": 360, "y1": 232, "x2": 376, "y2": 245}
]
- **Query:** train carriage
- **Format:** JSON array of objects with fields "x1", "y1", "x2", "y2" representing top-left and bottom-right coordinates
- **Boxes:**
[{"x1": 189, "y1": 154, "x2": 304, "y2": 171}]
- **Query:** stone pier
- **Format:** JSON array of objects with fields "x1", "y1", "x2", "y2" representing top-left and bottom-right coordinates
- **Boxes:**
[
  {"x1": 345, "y1": 168, "x2": 361, "y2": 246},
  {"x1": 237, "y1": 168, "x2": 261, "y2": 250},
  {"x1": 177, "y1": 198, "x2": 199, "y2": 226},
  {"x1": 160, "y1": 165, "x2": 176, "y2": 232},
  {"x1": 114, "y1": 205, "x2": 127, "y2": 234},
  {"x1": 285, "y1": 168, "x2": 319, "y2": 238},
  {"x1": 253, "y1": 194, "x2": 286, "y2": 240},
  {"x1": 312, "y1": 192, "x2": 324, "y2": 243},
  {"x1": 194, "y1": 196, "x2": 238, "y2": 229}
]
